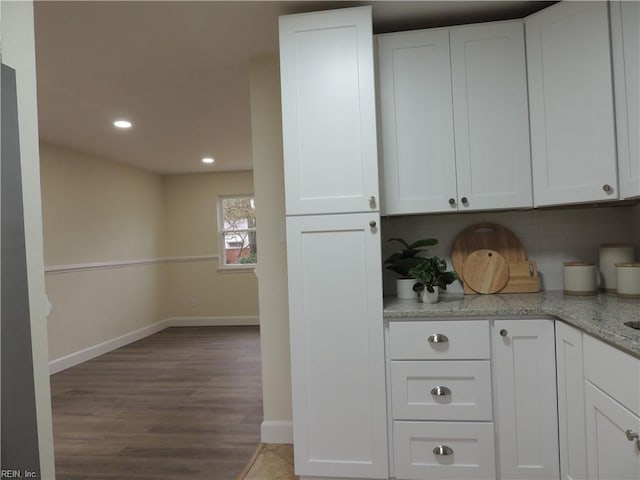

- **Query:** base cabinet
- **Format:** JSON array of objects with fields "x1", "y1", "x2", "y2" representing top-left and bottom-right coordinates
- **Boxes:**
[
  {"x1": 286, "y1": 213, "x2": 388, "y2": 479},
  {"x1": 584, "y1": 334, "x2": 640, "y2": 480},
  {"x1": 493, "y1": 319, "x2": 560, "y2": 479},
  {"x1": 585, "y1": 384, "x2": 640, "y2": 480},
  {"x1": 556, "y1": 322, "x2": 587, "y2": 480},
  {"x1": 388, "y1": 319, "x2": 559, "y2": 480},
  {"x1": 393, "y1": 421, "x2": 496, "y2": 480}
]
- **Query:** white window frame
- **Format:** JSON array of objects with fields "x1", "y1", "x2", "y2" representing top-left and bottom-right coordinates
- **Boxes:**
[{"x1": 217, "y1": 194, "x2": 257, "y2": 271}]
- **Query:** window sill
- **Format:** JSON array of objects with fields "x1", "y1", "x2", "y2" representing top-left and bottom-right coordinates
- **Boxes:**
[{"x1": 217, "y1": 266, "x2": 256, "y2": 274}]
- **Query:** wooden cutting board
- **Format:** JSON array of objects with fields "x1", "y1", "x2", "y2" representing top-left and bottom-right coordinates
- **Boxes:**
[
  {"x1": 451, "y1": 223, "x2": 538, "y2": 294},
  {"x1": 503, "y1": 260, "x2": 540, "y2": 293},
  {"x1": 463, "y1": 249, "x2": 510, "y2": 294}
]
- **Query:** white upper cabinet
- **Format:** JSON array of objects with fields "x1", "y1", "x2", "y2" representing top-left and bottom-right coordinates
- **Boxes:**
[
  {"x1": 279, "y1": 7, "x2": 379, "y2": 216},
  {"x1": 377, "y1": 20, "x2": 532, "y2": 215},
  {"x1": 526, "y1": 1, "x2": 619, "y2": 206},
  {"x1": 610, "y1": 0, "x2": 640, "y2": 199},
  {"x1": 377, "y1": 28, "x2": 457, "y2": 215},
  {"x1": 450, "y1": 21, "x2": 532, "y2": 211}
]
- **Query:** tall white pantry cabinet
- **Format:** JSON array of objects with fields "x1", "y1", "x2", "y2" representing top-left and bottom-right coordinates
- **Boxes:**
[{"x1": 279, "y1": 6, "x2": 388, "y2": 479}]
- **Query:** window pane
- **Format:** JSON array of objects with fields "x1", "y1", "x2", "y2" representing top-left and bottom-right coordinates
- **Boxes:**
[
  {"x1": 223, "y1": 231, "x2": 257, "y2": 265},
  {"x1": 222, "y1": 197, "x2": 256, "y2": 232}
]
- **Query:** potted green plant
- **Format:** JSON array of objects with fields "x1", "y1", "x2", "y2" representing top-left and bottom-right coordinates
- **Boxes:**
[
  {"x1": 384, "y1": 237, "x2": 438, "y2": 299},
  {"x1": 409, "y1": 257, "x2": 459, "y2": 304}
]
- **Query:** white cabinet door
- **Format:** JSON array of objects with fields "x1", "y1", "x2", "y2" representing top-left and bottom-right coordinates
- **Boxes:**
[
  {"x1": 526, "y1": 1, "x2": 618, "y2": 206},
  {"x1": 610, "y1": 0, "x2": 640, "y2": 199},
  {"x1": 493, "y1": 319, "x2": 560, "y2": 479},
  {"x1": 450, "y1": 21, "x2": 532, "y2": 211},
  {"x1": 585, "y1": 382, "x2": 640, "y2": 480},
  {"x1": 377, "y1": 20, "x2": 531, "y2": 216},
  {"x1": 556, "y1": 321, "x2": 587, "y2": 480},
  {"x1": 286, "y1": 213, "x2": 388, "y2": 478},
  {"x1": 377, "y1": 28, "x2": 457, "y2": 215},
  {"x1": 279, "y1": 7, "x2": 379, "y2": 216}
]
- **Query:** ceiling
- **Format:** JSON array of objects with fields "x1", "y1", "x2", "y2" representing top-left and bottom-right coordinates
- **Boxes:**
[{"x1": 34, "y1": 1, "x2": 552, "y2": 174}]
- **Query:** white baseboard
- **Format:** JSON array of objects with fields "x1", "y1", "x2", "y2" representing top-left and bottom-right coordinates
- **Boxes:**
[
  {"x1": 49, "y1": 316, "x2": 260, "y2": 374},
  {"x1": 166, "y1": 316, "x2": 260, "y2": 327},
  {"x1": 261, "y1": 420, "x2": 293, "y2": 444},
  {"x1": 49, "y1": 319, "x2": 171, "y2": 375}
]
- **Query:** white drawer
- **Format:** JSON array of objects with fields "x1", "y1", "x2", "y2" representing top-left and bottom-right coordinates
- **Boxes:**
[
  {"x1": 583, "y1": 334, "x2": 640, "y2": 416},
  {"x1": 390, "y1": 361, "x2": 492, "y2": 421},
  {"x1": 389, "y1": 321, "x2": 490, "y2": 360},
  {"x1": 393, "y1": 421, "x2": 496, "y2": 480}
]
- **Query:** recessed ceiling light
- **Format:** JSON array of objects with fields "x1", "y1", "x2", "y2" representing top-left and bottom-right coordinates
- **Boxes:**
[
  {"x1": 113, "y1": 120, "x2": 132, "y2": 129},
  {"x1": 202, "y1": 157, "x2": 215, "y2": 164}
]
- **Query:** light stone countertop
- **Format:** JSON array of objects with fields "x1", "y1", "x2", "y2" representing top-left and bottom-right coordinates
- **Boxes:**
[{"x1": 384, "y1": 291, "x2": 640, "y2": 359}]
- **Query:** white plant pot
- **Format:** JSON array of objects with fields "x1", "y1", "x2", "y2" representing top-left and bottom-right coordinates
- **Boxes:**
[
  {"x1": 396, "y1": 278, "x2": 418, "y2": 299},
  {"x1": 421, "y1": 288, "x2": 439, "y2": 304}
]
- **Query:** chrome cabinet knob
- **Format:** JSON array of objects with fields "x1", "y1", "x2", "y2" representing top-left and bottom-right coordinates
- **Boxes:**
[
  {"x1": 369, "y1": 220, "x2": 377, "y2": 228},
  {"x1": 433, "y1": 445, "x2": 454, "y2": 456},
  {"x1": 430, "y1": 386, "x2": 452, "y2": 396},
  {"x1": 427, "y1": 333, "x2": 449, "y2": 344},
  {"x1": 500, "y1": 329, "x2": 508, "y2": 337},
  {"x1": 368, "y1": 196, "x2": 377, "y2": 208},
  {"x1": 448, "y1": 198, "x2": 456, "y2": 206},
  {"x1": 625, "y1": 430, "x2": 640, "y2": 448}
]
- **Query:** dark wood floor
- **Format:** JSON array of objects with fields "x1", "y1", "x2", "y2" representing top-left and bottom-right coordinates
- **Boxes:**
[{"x1": 50, "y1": 326, "x2": 263, "y2": 480}]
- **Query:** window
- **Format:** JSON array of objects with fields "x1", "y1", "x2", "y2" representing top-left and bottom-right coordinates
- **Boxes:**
[{"x1": 218, "y1": 195, "x2": 257, "y2": 269}]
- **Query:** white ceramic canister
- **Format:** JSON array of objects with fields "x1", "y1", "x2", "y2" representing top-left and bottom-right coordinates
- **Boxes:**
[
  {"x1": 615, "y1": 263, "x2": 640, "y2": 299},
  {"x1": 563, "y1": 262, "x2": 597, "y2": 296},
  {"x1": 599, "y1": 243, "x2": 634, "y2": 292}
]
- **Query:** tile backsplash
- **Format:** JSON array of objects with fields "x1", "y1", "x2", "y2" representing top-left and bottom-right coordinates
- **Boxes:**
[{"x1": 381, "y1": 204, "x2": 639, "y2": 294}]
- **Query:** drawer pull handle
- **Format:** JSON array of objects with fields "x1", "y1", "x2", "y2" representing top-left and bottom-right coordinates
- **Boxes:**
[
  {"x1": 430, "y1": 386, "x2": 452, "y2": 396},
  {"x1": 500, "y1": 329, "x2": 508, "y2": 337},
  {"x1": 433, "y1": 445, "x2": 454, "y2": 456},
  {"x1": 427, "y1": 334, "x2": 449, "y2": 344},
  {"x1": 625, "y1": 430, "x2": 639, "y2": 441}
]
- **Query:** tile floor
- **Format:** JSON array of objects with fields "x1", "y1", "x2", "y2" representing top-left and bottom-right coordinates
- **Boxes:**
[{"x1": 240, "y1": 444, "x2": 298, "y2": 480}]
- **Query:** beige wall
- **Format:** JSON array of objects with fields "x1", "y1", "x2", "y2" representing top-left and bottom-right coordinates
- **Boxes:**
[
  {"x1": 41, "y1": 143, "x2": 165, "y2": 264},
  {"x1": 250, "y1": 55, "x2": 293, "y2": 438},
  {"x1": 41, "y1": 144, "x2": 259, "y2": 362},
  {"x1": 163, "y1": 172, "x2": 259, "y2": 318},
  {"x1": 45, "y1": 265, "x2": 167, "y2": 359},
  {"x1": 40, "y1": 142, "x2": 168, "y2": 361}
]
